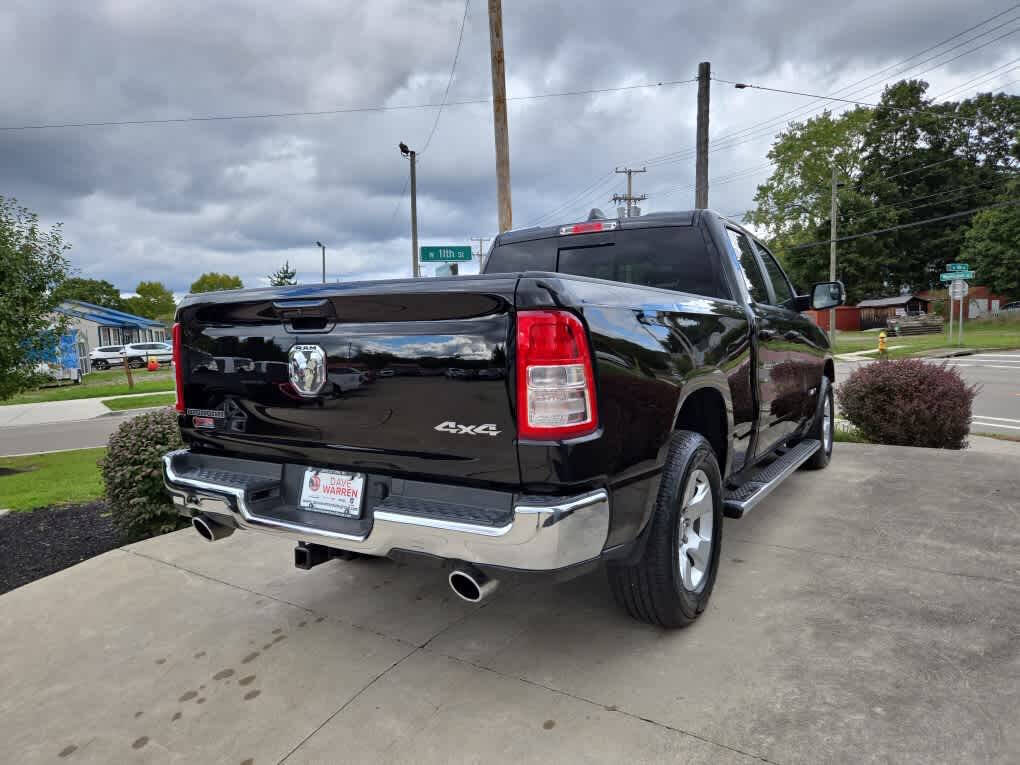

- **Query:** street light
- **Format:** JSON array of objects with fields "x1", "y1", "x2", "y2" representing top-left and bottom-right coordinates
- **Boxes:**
[
  {"x1": 399, "y1": 142, "x2": 419, "y2": 278},
  {"x1": 316, "y1": 241, "x2": 325, "y2": 284}
]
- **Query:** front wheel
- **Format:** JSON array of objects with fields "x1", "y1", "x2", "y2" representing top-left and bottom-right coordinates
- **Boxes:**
[
  {"x1": 608, "y1": 431, "x2": 724, "y2": 628},
  {"x1": 128, "y1": 357, "x2": 144, "y2": 369}
]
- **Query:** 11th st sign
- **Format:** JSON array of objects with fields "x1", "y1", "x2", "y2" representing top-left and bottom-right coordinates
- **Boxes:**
[{"x1": 420, "y1": 246, "x2": 473, "y2": 262}]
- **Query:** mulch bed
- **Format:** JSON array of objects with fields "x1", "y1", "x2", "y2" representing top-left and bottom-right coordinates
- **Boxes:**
[{"x1": 0, "y1": 502, "x2": 124, "y2": 596}]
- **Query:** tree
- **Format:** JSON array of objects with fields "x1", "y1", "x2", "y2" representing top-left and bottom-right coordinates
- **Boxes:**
[
  {"x1": 123, "y1": 281, "x2": 176, "y2": 321},
  {"x1": 0, "y1": 197, "x2": 71, "y2": 400},
  {"x1": 745, "y1": 107, "x2": 874, "y2": 298},
  {"x1": 189, "y1": 272, "x2": 243, "y2": 293},
  {"x1": 52, "y1": 277, "x2": 124, "y2": 310},
  {"x1": 268, "y1": 260, "x2": 297, "y2": 286},
  {"x1": 747, "y1": 80, "x2": 1019, "y2": 302},
  {"x1": 959, "y1": 182, "x2": 1020, "y2": 298}
]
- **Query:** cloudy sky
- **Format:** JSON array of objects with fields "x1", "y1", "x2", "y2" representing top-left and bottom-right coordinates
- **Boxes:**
[{"x1": 1, "y1": 0, "x2": 1017, "y2": 295}]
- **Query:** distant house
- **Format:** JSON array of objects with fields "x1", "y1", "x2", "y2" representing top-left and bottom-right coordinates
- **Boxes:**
[
  {"x1": 917, "y1": 286, "x2": 1013, "y2": 320},
  {"x1": 53, "y1": 300, "x2": 169, "y2": 373},
  {"x1": 856, "y1": 295, "x2": 931, "y2": 330}
]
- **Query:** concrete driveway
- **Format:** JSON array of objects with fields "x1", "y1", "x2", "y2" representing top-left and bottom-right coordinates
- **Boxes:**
[{"x1": 1, "y1": 444, "x2": 1018, "y2": 764}]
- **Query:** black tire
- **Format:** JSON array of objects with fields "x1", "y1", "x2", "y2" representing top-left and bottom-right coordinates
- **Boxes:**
[
  {"x1": 128, "y1": 357, "x2": 144, "y2": 369},
  {"x1": 607, "y1": 431, "x2": 724, "y2": 628},
  {"x1": 802, "y1": 377, "x2": 833, "y2": 470},
  {"x1": 93, "y1": 360, "x2": 108, "y2": 370}
]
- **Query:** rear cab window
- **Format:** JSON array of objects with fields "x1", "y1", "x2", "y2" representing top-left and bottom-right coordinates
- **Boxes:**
[{"x1": 485, "y1": 225, "x2": 731, "y2": 300}]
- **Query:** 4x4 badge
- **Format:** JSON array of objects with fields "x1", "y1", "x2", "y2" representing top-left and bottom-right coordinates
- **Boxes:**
[{"x1": 434, "y1": 421, "x2": 501, "y2": 436}]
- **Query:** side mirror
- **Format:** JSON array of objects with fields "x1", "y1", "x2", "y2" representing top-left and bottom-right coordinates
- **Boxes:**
[{"x1": 811, "y1": 281, "x2": 845, "y2": 311}]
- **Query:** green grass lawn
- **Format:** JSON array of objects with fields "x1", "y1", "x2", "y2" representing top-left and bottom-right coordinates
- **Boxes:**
[
  {"x1": 834, "y1": 316, "x2": 1020, "y2": 358},
  {"x1": 2, "y1": 368, "x2": 174, "y2": 405},
  {"x1": 0, "y1": 448, "x2": 106, "y2": 511},
  {"x1": 101, "y1": 393, "x2": 177, "y2": 411}
]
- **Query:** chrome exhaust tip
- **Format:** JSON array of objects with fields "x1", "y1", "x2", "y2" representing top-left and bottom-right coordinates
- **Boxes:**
[
  {"x1": 448, "y1": 564, "x2": 499, "y2": 604},
  {"x1": 192, "y1": 514, "x2": 235, "y2": 542}
]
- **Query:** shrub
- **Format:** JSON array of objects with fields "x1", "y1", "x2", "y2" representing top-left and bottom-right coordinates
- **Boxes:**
[
  {"x1": 100, "y1": 407, "x2": 186, "y2": 540},
  {"x1": 836, "y1": 359, "x2": 977, "y2": 449}
]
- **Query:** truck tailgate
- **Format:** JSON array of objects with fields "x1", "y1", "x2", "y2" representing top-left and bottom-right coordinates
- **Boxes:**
[{"x1": 175, "y1": 277, "x2": 520, "y2": 486}]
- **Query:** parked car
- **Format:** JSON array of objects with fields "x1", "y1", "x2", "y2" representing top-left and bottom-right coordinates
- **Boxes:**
[
  {"x1": 121, "y1": 342, "x2": 173, "y2": 368},
  {"x1": 163, "y1": 209, "x2": 844, "y2": 628},
  {"x1": 327, "y1": 366, "x2": 363, "y2": 393},
  {"x1": 1002, "y1": 301, "x2": 1020, "y2": 313},
  {"x1": 89, "y1": 345, "x2": 125, "y2": 370}
]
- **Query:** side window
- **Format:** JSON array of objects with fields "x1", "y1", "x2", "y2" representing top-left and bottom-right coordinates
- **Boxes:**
[
  {"x1": 756, "y1": 245, "x2": 795, "y2": 307},
  {"x1": 726, "y1": 229, "x2": 769, "y2": 304}
]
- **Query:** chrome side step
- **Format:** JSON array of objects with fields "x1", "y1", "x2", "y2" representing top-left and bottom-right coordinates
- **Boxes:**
[{"x1": 723, "y1": 439, "x2": 821, "y2": 519}]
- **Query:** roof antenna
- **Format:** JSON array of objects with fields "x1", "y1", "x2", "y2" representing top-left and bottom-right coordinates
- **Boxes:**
[{"x1": 587, "y1": 208, "x2": 607, "y2": 221}]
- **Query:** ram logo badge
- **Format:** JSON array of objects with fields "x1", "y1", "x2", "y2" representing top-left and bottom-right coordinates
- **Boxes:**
[
  {"x1": 434, "y1": 421, "x2": 502, "y2": 436},
  {"x1": 288, "y1": 344, "x2": 327, "y2": 397}
]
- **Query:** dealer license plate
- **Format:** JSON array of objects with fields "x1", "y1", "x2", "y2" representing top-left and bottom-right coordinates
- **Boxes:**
[{"x1": 298, "y1": 469, "x2": 365, "y2": 518}]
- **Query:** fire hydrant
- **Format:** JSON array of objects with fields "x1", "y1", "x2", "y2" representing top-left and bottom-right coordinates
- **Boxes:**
[
  {"x1": 878, "y1": 331, "x2": 888, "y2": 359},
  {"x1": 147, "y1": 357, "x2": 159, "y2": 372}
]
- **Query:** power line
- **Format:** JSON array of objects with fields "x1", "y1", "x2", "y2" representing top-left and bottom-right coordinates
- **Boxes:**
[
  {"x1": 931, "y1": 57, "x2": 1020, "y2": 100},
  {"x1": 530, "y1": 11, "x2": 1020, "y2": 226},
  {"x1": 848, "y1": 180, "x2": 1011, "y2": 221},
  {"x1": 714, "y1": 75, "x2": 1012, "y2": 125},
  {"x1": 783, "y1": 200, "x2": 1018, "y2": 250},
  {"x1": 0, "y1": 78, "x2": 697, "y2": 131},
  {"x1": 643, "y1": 12, "x2": 1020, "y2": 172},
  {"x1": 419, "y1": 0, "x2": 471, "y2": 156},
  {"x1": 637, "y1": 9, "x2": 1020, "y2": 170}
]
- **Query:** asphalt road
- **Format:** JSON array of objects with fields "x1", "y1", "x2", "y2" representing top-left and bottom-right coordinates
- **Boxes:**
[
  {"x1": 837, "y1": 351, "x2": 1020, "y2": 435},
  {"x1": 0, "y1": 412, "x2": 141, "y2": 457}
]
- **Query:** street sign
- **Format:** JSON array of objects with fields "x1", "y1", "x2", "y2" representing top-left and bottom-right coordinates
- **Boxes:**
[
  {"x1": 940, "y1": 270, "x2": 975, "y2": 281},
  {"x1": 949, "y1": 280, "x2": 968, "y2": 300},
  {"x1": 946, "y1": 263, "x2": 969, "y2": 272},
  {"x1": 420, "y1": 245, "x2": 473, "y2": 262}
]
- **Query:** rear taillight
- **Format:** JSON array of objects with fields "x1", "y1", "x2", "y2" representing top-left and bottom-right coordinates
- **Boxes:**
[
  {"x1": 172, "y1": 322, "x2": 185, "y2": 414},
  {"x1": 516, "y1": 310, "x2": 598, "y2": 440}
]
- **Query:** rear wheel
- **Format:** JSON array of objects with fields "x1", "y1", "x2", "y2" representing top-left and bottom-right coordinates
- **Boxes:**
[
  {"x1": 608, "y1": 431, "x2": 723, "y2": 628},
  {"x1": 802, "y1": 378, "x2": 833, "y2": 470},
  {"x1": 128, "y1": 357, "x2": 144, "y2": 369}
]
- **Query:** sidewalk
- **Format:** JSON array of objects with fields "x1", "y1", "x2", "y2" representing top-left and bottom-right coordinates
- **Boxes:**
[
  {"x1": 2, "y1": 444, "x2": 1017, "y2": 763},
  {"x1": 0, "y1": 391, "x2": 173, "y2": 428}
]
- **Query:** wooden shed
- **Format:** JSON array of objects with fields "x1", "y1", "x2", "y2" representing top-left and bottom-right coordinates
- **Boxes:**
[{"x1": 856, "y1": 295, "x2": 931, "y2": 330}]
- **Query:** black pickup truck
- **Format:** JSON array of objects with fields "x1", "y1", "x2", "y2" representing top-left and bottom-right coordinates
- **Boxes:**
[{"x1": 163, "y1": 210, "x2": 844, "y2": 627}]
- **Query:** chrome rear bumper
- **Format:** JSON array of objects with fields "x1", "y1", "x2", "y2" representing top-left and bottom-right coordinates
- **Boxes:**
[{"x1": 163, "y1": 449, "x2": 609, "y2": 571}]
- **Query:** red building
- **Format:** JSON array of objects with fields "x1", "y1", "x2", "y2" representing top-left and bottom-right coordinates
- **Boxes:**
[
  {"x1": 804, "y1": 306, "x2": 861, "y2": 332},
  {"x1": 917, "y1": 286, "x2": 1013, "y2": 320}
]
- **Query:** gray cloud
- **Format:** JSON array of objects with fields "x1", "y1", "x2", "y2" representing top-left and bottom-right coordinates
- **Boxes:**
[{"x1": 1, "y1": 0, "x2": 1016, "y2": 293}]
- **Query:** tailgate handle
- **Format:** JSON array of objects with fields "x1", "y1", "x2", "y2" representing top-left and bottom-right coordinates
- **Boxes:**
[{"x1": 273, "y1": 299, "x2": 336, "y2": 332}]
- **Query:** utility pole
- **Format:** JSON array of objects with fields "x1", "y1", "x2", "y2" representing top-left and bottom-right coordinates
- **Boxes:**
[
  {"x1": 612, "y1": 167, "x2": 647, "y2": 217},
  {"x1": 829, "y1": 163, "x2": 838, "y2": 344},
  {"x1": 400, "y1": 143, "x2": 420, "y2": 278},
  {"x1": 695, "y1": 61, "x2": 711, "y2": 209},
  {"x1": 487, "y1": 0, "x2": 512, "y2": 232},
  {"x1": 316, "y1": 241, "x2": 326, "y2": 283},
  {"x1": 471, "y1": 237, "x2": 490, "y2": 263}
]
